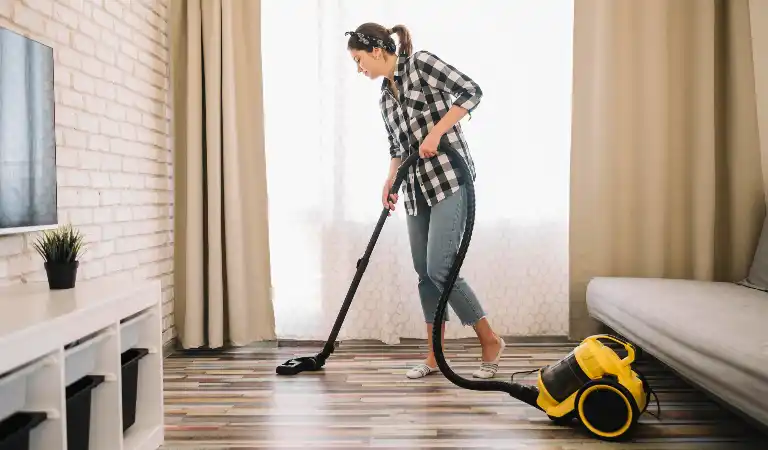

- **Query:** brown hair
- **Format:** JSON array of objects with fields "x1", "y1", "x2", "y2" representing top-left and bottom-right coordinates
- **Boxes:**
[{"x1": 347, "y1": 22, "x2": 413, "y2": 56}]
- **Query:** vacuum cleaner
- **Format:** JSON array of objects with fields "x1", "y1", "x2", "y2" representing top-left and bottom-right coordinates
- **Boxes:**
[{"x1": 276, "y1": 139, "x2": 658, "y2": 441}]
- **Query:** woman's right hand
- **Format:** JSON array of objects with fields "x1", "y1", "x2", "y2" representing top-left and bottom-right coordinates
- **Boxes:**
[{"x1": 382, "y1": 177, "x2": 398, "y2": 215}]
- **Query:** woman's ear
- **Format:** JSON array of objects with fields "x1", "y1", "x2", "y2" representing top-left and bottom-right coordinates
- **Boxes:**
[{"x1": 372, "y1": 48, "x2": 382, "y2": 60}]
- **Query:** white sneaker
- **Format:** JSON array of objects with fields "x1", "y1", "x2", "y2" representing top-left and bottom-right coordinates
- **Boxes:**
[
  {"x1": 406, "y1": 363, "x2": 440, "y2": 379},
  {"x1": 473, "y1": 336, "x2": 506, "y2": 379}
]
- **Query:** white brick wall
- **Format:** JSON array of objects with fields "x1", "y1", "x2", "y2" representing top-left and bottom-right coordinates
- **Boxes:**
[{"x1": 0, "y1": 0, "x2": 176, "y2": 345}]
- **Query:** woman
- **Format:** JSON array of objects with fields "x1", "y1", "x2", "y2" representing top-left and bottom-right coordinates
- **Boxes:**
[{"x1": 346, "y1": 23, "x2": 505, "y2": 380}]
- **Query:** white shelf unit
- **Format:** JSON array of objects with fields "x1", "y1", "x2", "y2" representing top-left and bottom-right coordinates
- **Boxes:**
[{"x1": 0, "y1": 278, "x2": 164, "y2": 450}]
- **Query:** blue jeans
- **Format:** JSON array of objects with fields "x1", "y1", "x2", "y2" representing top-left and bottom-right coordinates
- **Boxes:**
[{"x1": 406, "y1": 184, "x2": 486, "y2": 326}]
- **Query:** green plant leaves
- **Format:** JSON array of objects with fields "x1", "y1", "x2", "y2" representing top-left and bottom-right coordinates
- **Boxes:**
[{"x1": 31, "y1": 224, "x2": 87, "y2": 263}]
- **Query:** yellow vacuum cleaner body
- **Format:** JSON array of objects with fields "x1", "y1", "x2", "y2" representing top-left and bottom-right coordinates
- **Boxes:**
[{"x1": 535, "y1": 335, "x2": 649, "y2": 440}]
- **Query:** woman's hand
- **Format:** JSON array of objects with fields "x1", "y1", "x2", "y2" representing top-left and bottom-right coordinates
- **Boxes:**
[
  {"x1": 419, "y1": 132, "x2": 440, "y2": 158},
  {"x1": 382, "y1": 177, "x2": 398, "y2": 215}
]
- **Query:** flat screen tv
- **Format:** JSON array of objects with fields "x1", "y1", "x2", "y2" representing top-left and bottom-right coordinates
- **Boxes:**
[{"x1": 0, "y1": 26, "x2": 57, "y2": 236}]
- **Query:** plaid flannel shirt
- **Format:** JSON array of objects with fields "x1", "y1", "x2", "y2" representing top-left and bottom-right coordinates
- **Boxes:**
[{"x1": 380, "y1": 50, "x2": 482, "y2": 216}]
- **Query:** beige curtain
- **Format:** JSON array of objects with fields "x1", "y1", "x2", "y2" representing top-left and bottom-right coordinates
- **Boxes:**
[
  {"x1": 569, "y1": 0, "x2": 766, "y2": 339},
  {"x1": 752, "y1": 0, "x2": 768, "y2": 201},
  {"x1": 169, "y1": 0, "x2": 275, "y2": 348}
]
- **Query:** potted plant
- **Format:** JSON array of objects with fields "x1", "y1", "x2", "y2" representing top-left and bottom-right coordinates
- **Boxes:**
[{"x1": 31, "y1": 224, "x2": 87, "y2": 290}]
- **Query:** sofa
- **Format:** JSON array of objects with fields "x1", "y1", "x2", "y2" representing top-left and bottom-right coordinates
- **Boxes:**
[{"x1": 585, "y1": 217, "x2": 768, "y2": 431}]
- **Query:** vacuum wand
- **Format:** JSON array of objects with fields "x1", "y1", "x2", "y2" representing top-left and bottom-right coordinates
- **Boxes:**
[{"x1": 276, "y1": 151, "x2": 422, "y2": 376}]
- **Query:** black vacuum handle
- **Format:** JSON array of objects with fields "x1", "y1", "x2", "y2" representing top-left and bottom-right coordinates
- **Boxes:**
[
  {"x1": 387, "y1": 140, "x2": 449, "y2": 197},
  {"x1": 399, "y1": 150, "x2": 422, "y2": 170},
  {"x1": 388, "y1": 151, "x2": 420, "y2": 196}
]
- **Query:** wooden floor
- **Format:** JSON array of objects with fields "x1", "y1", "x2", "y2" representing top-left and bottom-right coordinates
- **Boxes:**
[{"x1": 161, "y1": 339, "x2": 767, "y2": 449}]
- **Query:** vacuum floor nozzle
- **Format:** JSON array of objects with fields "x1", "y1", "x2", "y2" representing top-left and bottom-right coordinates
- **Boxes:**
[{"x1": 276, "y1": 355, "x2": 324, "y2": 375}]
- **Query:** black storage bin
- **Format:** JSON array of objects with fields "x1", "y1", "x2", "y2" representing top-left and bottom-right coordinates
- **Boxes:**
[
  {"x1": 66, "y1": 375, "x2": 105, "y2": 450},
  {"x1": 0, "y1": 411, "x2": 47, "y2": 450},
  {"x1": 121, "y1": 348, "x2": 149, "y2": 432}
]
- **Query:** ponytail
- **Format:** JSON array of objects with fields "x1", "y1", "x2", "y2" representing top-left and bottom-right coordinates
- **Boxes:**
[{"x1": 390, "y1": 24, "x2": 412, "y2": 56}]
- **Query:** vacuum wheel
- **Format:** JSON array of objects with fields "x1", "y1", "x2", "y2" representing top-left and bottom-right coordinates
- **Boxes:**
[{"x1": 574, "y1": 377, "x2": 640, "y2": 441}]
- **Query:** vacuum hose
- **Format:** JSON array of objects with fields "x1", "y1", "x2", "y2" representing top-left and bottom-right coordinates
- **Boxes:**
[{"x1": 426, "y1": 143, "x2": 542, "y2": 410}]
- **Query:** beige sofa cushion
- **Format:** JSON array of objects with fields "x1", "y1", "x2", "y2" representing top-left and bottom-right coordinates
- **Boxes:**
[{"x1": 586, "y1": 276, "x2": 768, "y2": 428}]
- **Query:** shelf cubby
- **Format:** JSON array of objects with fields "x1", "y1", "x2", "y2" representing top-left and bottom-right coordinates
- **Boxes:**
[{"x1": 0, "y1": 278, "x2": 164, "y2": 450}]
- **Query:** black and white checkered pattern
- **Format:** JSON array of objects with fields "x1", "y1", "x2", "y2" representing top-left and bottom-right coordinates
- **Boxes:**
[{"x1": 380, "y1": 50, "x2": 482, "y2": 216}]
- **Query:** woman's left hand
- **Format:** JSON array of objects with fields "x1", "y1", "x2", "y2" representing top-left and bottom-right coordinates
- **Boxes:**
[{"x1": 419, "y1": 132, "x2": 440, "y2": 159}]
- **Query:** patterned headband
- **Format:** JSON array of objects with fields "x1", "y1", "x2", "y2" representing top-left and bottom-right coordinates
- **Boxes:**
[{"x1": 345, "y1": 31, "x2": 397, "y2": 54}]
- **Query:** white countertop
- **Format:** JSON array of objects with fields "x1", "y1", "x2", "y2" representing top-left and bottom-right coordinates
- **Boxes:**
[{"x1": 0, "y1": 277, "x2": 161, "y2": 375}]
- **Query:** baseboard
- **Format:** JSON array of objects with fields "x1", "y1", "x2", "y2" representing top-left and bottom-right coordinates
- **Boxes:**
[
  {"x1": 163, "y1": 338, "x2": 280, "y2": 354},
  {"x1": 163, "y1": 335, "x2": 576, "y2": 354},
  {"x1": 276, "y1": 335, "x2": 574, "y2": 347},
  {"x1": 277, "y1": 339, "x2": 336, "y2": 348}
]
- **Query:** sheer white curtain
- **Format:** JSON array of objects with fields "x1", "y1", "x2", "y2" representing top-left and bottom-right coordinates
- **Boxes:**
[{"x1": 261, "y1": 1, "x2": 573, "y2": 343}]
